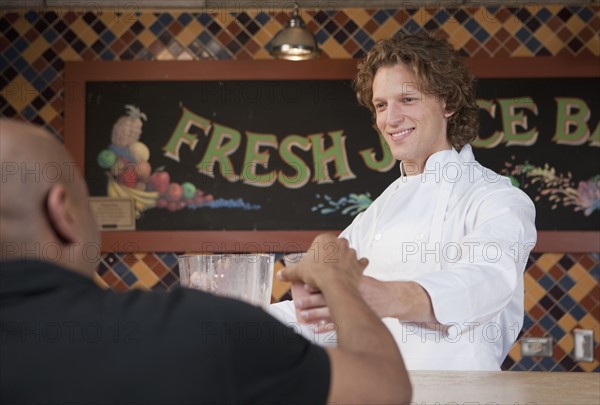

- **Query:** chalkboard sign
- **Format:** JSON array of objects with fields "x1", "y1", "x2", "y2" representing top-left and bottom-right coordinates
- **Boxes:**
[{"x1": 65, "y1": 59, "x2": 599, "y2": 252}]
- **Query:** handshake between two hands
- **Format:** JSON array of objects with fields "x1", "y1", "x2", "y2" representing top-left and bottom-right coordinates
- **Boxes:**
[{"x1": 277, "y1": 234, "x2": 389, "y2": 333}]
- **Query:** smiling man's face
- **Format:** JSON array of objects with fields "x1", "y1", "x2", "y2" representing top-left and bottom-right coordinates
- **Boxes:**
[{"x1": 372, "y1": 63, "x2": 454, "y2": 173}]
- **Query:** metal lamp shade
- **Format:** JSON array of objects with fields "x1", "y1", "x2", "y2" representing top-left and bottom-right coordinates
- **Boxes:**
[{"x1": 270, "y1": 5, "x2": 320, "y2": 61}]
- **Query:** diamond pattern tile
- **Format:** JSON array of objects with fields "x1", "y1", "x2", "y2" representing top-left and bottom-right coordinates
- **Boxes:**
[{"x1": 2, "y1": 4, "x2": 598, "y2": 372}]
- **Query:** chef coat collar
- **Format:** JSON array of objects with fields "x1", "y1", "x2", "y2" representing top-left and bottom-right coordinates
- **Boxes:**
[{"x1": 398, "y1": 146, "x2": 461, "y2": 183}]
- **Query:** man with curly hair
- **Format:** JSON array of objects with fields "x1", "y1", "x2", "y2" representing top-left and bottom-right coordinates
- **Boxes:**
[{"x1": 275, "y1": 33, "x2": 537, "y2": 371}]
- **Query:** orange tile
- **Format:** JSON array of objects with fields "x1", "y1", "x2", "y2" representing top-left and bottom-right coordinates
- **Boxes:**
[{"x1": 536, "y1": 253, "x2": 563, "y2": 272}]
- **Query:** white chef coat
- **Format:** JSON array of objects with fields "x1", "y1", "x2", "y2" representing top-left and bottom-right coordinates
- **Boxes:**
[{"x1": 270, "y1": 145, "x2": 536, "y2": 370}]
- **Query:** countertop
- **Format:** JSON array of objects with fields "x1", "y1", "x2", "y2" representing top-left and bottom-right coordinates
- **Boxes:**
[{"x1": 409, "y1": 371, "x2": 600, "y2": 404}]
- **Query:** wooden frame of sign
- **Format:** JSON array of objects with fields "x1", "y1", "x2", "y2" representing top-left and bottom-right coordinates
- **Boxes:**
[{"x1": 64, "y1": 57, "x2": 599, "y2": 253}]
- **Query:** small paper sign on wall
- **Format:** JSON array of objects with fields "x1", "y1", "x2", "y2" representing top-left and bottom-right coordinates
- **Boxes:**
[{"x1": 89, "y1": 197, "x2": 136, "y2": 231}]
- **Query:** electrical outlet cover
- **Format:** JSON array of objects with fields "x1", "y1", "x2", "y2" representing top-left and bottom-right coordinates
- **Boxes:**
[
  {"x1": 573, "y1": 329, "x2": 594, "y2": 362},
  {"x1": 521, "y1": 337, "x2": 553, "y2": 357}
]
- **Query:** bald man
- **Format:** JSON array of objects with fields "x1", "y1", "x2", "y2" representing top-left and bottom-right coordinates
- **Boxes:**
[{"x1": 0, "y1": 119, "x2": 410, "y2": 404}]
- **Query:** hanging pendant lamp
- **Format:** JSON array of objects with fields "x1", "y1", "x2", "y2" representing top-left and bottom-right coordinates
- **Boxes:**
[{"x1": 270, "y1": 3, "x2": 320, "y2": 61}]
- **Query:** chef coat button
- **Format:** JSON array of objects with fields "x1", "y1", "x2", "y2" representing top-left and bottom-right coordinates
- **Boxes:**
[
  {"x1": 415, "y1": 232, "x2": 424, "y2": 241},
  {"x1": 374, "y1": 233, "x2": 382, "y2": 241}
]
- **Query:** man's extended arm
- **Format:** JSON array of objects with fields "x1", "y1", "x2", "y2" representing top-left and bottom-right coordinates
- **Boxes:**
[{"x1": 279, "y1": 234, "x2": 411, "y2": 404}]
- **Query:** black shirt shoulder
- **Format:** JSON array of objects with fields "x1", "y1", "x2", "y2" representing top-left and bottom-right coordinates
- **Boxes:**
[{"x1": 0, "y1": 260, "x2": 330, "y2": 404}]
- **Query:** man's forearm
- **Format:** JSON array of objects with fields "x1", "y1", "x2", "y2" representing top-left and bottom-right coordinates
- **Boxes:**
[
  {"x1": 321, "y1": 277, "x2": 400, "y2": 356},
  {"x1": 380, "y1": 281, "x2": 438, "y2": 324}
]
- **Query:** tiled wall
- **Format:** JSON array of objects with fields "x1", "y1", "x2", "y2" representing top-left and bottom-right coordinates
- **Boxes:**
[{"x1": 1, "y1": 4, "x2": 598, "y2": 372}]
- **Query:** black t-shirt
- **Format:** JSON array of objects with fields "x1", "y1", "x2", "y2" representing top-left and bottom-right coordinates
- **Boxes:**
[{"x1": 0, "y1": 260, "x2": 330, "y2": 404}]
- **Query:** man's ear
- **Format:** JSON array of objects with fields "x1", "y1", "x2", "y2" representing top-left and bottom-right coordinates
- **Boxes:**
[
  {"x1": 46, "y1": 184, "x2": 78, "y2": 244},
  {"x1": 444, "y1": 110, "x2": 455, "y2": 118}
]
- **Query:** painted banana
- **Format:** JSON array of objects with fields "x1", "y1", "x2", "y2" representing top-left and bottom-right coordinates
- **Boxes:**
[{"x1": 106, "y1": 176, "x2": 158, "y2": 213}]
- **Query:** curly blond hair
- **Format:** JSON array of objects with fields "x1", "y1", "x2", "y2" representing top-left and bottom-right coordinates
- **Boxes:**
[{"x1": 354, "y1": 33, "x2": 479, "y2": 150}]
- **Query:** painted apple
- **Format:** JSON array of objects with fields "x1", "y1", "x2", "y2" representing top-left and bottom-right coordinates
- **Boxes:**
[
  {"x1": 182, "y1": 182, "x2": 196, "y2": 200},
  {"x1": 135, "y1": 161, "x2": 151, "y2": 180},
  {"x1": 149, "y1": 171, "x2": 170, "y2": 195},
  {"x1": 97, "y1": 149, "x2": 117, "y2": 169},
  {"x1": 166, "y1": 183, "x2": 183, "y2": 202},
  {"x1": 117, "y1": 165, "x2": 138, "y2": 188}
]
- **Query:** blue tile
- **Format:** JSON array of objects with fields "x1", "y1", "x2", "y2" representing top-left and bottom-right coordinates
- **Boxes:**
[
  {"x1": 197, "y1": 14, "x2": 213, "y2": 25},
  {"x1": 523, "y1": 314, "x2": 534, "y2": 330},
  {"x1": 14, "y1": 57, "x2": 27, "y2": 71},
  {"x1": 161, "y1": 14, "x2": 175, "y2": 25},
  {"x1": 570, "y1": 304, "x2": 586, "y2": 321},
  {"x1": 0, "y1": 56, "x2": 7, "y2": 70},
  {"x1": 485, "y1": 6, "x2": 498, "y2": 15},
  {"x1": 558, "y1": 274, "x2": 576, "y2": 290},
  {"x1": 404, "y1": 20, "x2": 420, "y2": 33},
  {"x1": 474, "y1": 28, "x2": 489, "y2": 43},
  {"x1": 540, "y1": 357, "x2": 556, "y2": 370},
  {"x1": 101, "y1": 30, "x2": 116, "y2": 44},
  {"x1": 13, "y1": 37, "x2": 28, "y2": 53},
  {"x1": 520, "y1": 356, "x2": 535, "y2": 368},
  {"x1": 363, "y1": 39, "x2": 375, "y2": 52},
  {"x1": 373, "y1": 10, "x2": 389, "y2": 25},
  {"x1": 198, "y1": 31, "x2": 212, "y2": 44},
  {"x1": 539, "y1": 314, "x2": 555, "y2": 331},
  {"x1": 538, "y1": 274, "x2": 555, "y2": 290},
  {"x1": 41, "y1": 66, "x2": 57, "y2": 82},
  {"x1": 548, "y1": 325, "x2": 565, "y2": 341},
  {"x1": 557, "y1": 294, "x2": 576, "y2": 311},
  {"x1": 159, "y1": 253, "x2": 178, "y2": 268},
  {"x1": 122, "y1": 271, "x2": 138, "y2": 286},
  {"x1": 532, "y1": 364, "x2": 545, "y2": 371},
  {"x1": 591, "y1": 264, "x2": 600, "y2": 281},
  {"x1": 178, "y1": 13, "x2": 192, "y2": 26},
  {"x1": 215, "y1": 48, "x2": 232, "y2": 60},
  {"x1": 354, "y1": 29, "x2": 368, "y2": 45},
  {"x1": 42, "y1": 28, "x2": 58, "y2": 43},
  {"x1": 433, "y1": 10, "x2": 450, "y2": 24},
  {"x1": 536, "y1": 8, "x2": 552, "y2": 22},
  {"x1": 22, "y1": 105, "x2": 36, "y2": 120},
  {"x1": 149, "y1": 20, "x2": 164, "y2": 36},
  {"x1": 3, "y1": 46, "x2": 17, "y2": 61},
  {"x1": 101, "y1": 50, "x2": 115, "y2": 60},
  {"x1": 315, "y1": 29, "x2": 328, "y2": 44},
  {"x1": 526, "y1": 37, "x2": 542, "y2": 53},
  {"x1": 464, "y1": 19, "x2": 480, "y2": 34},
  {"x1": 255, "y1": 12, "x2": 269, "y2": 26},
  {"x1": 515, "y1": 27, "x2": 531, "y2": 43},
  {"x1": 32, "y1": 77, "x2": 46, "y2": 91},
  {"x1": 24, "y1": 11, "x2": 38, "y2": 24},
  {"x1": 112, "y1": 261, "x2": 130, "y2": 277},
  {"x1": 577, "y1": 7, "x2": 594, "y2": 22}
]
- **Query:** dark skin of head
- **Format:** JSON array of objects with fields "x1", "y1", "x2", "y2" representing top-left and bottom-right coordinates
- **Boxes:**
[{"x1": 0, "y1": 119, "x2": 100, "y2": 277}]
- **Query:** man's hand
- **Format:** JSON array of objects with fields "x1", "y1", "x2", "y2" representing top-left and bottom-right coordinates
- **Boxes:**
[
  {"x1": 359, "y1": 275, "x2": 397, "y2": 318},
  {"x1": 279, "y1": 234, "x2": 368, "y2": 294},
  {"x1": 279, "y1": 234, "x2": 411, "y2": 404},
  {"x1": 292, "y1": 275, "x2": 394, "y2": 324}
]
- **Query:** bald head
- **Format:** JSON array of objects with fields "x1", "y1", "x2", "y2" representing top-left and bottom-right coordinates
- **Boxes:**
[{"x1": 0, "y1": 119, "x2": 100, "y2": 276}]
